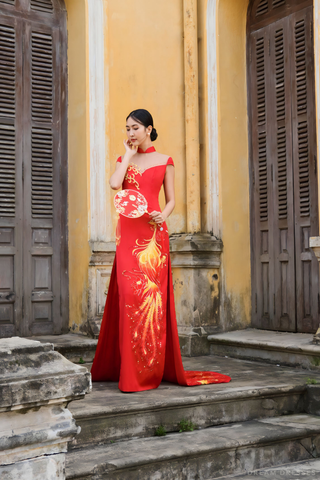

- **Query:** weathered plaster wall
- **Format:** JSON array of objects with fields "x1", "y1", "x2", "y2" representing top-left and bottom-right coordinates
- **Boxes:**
[
  {"x1": 65, "y1": 0, "x2": 91, "y2": 331},
  {"x1": 107, "y1": 0, "x2": 186, "y2": 235},
  {"x1": 65, "y1": 0, "x2": 252, "y2": 333},
  {"x1": 218, "y1": 0, "x2": 251, "y2": 330},
  {"x1": 200, "y1": 0, "x2": 251, "y2": 331}
]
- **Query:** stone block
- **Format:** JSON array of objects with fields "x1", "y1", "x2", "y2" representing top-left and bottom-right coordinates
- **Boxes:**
[
  {"x1": 0, "y1": 337, "x2": 91, "y2": 480},
  {"x1": 0, "y1": 454, "x2": 65, "y2": 480},
  {"x1": 170, "y1": 233, "x2": 222, "y2": 356}
]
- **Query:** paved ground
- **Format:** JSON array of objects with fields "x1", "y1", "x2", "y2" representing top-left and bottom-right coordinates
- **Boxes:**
[{"x1": 69, "y1": 355, "x2": 320, "y2": 416}]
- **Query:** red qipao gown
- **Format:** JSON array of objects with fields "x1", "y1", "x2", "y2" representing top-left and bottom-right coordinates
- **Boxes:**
[{"x1": 91, "y1": 146, "x2": 231, "y2": 392}]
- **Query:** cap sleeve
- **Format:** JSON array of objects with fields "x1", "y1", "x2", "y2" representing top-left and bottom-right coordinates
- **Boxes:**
[
  {"x1": 166, "y1": 157, "x2": 174, "y2": 167},
  {"x1": 116, "y1": 156, "x2": 122, "y2": 163}
]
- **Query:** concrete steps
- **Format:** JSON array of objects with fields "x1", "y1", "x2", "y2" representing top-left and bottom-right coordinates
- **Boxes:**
[
  {"x1": 25, "y1": 333, "x2": 320, "y2": 478},
  {"x1": 64, "y1": 355, "x2": 320, "y2": 478},
  {"x1": 67, "y1": 355, "x2": 314, "y2": 450},
  {"x1": 208, "y1": 328, "x2": 320, "y2": 369},
  {"x1": 66, "y1": 414, "x2": 320, "y2": 479},
  {"x1": 218, "y1": 458, "x2": 320, "y2": 479},
  {"x1": 28, "y1": 333, "x2": 97, "y2": 364}
]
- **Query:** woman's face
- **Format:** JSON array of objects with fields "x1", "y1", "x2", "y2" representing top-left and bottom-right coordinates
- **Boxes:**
[{"x1": 126, "y1": 117, "x2": 151, "y2": 146}]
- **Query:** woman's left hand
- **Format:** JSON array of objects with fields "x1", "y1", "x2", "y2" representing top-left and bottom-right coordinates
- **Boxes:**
[{"x1": 149, "y1": 211, "x2": 166, "y2": 224}]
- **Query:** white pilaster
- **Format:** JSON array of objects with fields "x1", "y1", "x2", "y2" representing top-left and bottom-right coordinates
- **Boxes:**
[
  {"x1": 206, "y1": 0, "x2": 220, "y2": 238},
  {"x1": 88, "y1": 0, "x2": 111, "y2": 242}
]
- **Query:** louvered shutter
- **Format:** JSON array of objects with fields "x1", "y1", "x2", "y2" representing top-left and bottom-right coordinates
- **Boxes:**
[
  {"x1": 269, "y1": 17, "x2": 296, "y2": 331},
  {"x1": 0, "y1": 0, "x2": 67, "y2": 337},
  {"x1": 0, "y1": 16, "x2": 23, "y2": 337},
  {"x1": 250, "y1": 27, "x2": 276, "y2": 329},
  {"x1": 248, "y1": 0, "x2": 318, "y2": 333},
  {"x1": 22, "y1": 17, "x2": 64, "y2": 336},
  {"x1": 290, "y1": 7, "x2": 319, "y2": 333}
]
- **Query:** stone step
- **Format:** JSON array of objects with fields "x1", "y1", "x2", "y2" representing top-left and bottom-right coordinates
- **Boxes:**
[
  {"x1": 208, "y1": 328, "x2": 320, "y2": 369},
  {"x1": 27, "y1": 333, "x2": 97, "y2": 364},
  {"x1": 65, "y1": 414, "x2": 320, "y2": 480},
  {"x1": 67, "y1": 355, "x2": 320, "y2": 450},
  {"x1": 217, "y1": 458, "x2": 320, "y2": 479}
]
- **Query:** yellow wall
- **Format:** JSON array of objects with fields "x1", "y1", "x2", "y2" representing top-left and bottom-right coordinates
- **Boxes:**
[
  {"x1": 65, "y1": 0, "x2": 91, "y2": 331},
  {"x1": 198, "y1": 0, "x2": 251, "y2": 329},
  {"x1": 107, "y1": 0, "x2": 186, "y2": 235},
  {"x1": 65, "y1": 0, "x2": 252, "y2": 332},
  {"x1": 218, "y1": 0, "x2": 251, "y2": 329}
]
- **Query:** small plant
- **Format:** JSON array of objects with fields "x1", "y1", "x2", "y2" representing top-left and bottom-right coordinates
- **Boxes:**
[
  {"x1": 306, "y1": 378, "x2": 318, "y2": 385},
  {"x1": 155, "y1": 425, "x2": 167, "y2": 436},
  {"x1": 110, "y1": 440, "x2": 115, "y2": 444},
  {"x1": 178, "y1": 419, "x2": 196, "y2": 432},
  {"x1": 79, "y1": 357, "x2": 85, "y2": 364}
]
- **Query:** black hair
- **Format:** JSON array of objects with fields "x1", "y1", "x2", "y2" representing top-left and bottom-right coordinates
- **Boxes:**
[{"x1": 126, "y1": 109, "x2": 158, "y2": 141}]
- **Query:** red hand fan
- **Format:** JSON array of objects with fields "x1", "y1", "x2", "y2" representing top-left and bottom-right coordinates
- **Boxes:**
[{"x1": 114, "y1": 189, "x2": 149, "y2": 218}]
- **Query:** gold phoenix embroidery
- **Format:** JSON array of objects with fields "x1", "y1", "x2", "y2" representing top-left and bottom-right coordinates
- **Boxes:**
[
  {"x1": 125, "y1": 226, "x2": 166, "y2": 371},
  {"x1": 125, "y1": 164, "x2": 142, "y2": 190}
]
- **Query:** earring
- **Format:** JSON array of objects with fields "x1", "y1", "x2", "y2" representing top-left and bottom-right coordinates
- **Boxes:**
[{"x1": 147, "y1": 133, "x2": 150, "y2": 135}]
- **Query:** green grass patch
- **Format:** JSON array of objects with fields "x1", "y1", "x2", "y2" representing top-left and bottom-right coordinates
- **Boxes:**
[
  {"x1": 178, "y1": 419, "x2": 197, "y2": 432},
  {"x1": 306, "y1": 378, "x2": 318, "y2": 385},
  {"x1": 155, "y1": 425, "x2": 167, "y2": 436}
]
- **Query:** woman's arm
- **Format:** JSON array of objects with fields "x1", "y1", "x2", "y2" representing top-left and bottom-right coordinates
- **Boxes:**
[
  {"x1": 149, "y1": 165, "x2": 175, "y2": 224},
  {"x1": 109, "y1": 140, "x2": 137, "y2": 190}
]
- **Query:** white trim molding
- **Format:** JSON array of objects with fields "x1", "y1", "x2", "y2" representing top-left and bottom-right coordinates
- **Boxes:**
[
  {"x1": 206, "y1": 0, "x2": 220, "y2": 238},
  {"x1": 88, "y1": 0, "x2": 109, "y2": 242}
]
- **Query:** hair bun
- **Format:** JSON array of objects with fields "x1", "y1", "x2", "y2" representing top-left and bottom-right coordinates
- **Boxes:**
[{"x1": 150, "y1": 127, "x2": 158, "y2": 142}]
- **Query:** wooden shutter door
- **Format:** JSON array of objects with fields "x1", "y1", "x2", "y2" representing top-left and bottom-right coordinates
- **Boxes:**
[
  {"x1": 250, "y1": 26, "x2": 277, "y2": 329},
  {"x1": 0, "y1": 0, "x2": 68, "y2": 338},
  {"x1": 23, "y1": 20, "x2": 60, "y2": 336},
  {"x1": 22, "y1": 0, "x2": 67, "y2": 336},
  {"x1": 249, "y1": 0, "x2": 318, "y2": 333},
  {"x1": 0, "y1": 13, "x2": 23, "y2": 337},
  {"x1": 269, "y1": 17, "x2": 296, "y2": 331},
  {"x1": 290, "y1": 7, "x2": 319, "y2": 333}
]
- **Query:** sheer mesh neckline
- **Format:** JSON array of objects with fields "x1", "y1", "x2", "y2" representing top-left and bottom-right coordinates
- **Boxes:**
[{"x1": 129, "y1": 151, "x2": 170, "y2": 174}]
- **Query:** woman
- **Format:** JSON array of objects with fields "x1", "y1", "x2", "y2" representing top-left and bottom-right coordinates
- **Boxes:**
[{"x1": 91, "y1": 109, "x2": 231, "y2": 392}]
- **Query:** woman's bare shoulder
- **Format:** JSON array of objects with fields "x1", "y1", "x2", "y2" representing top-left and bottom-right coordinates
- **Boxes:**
[{"x1": 156, "y1": 153, "x2": 171, "y2": 163}]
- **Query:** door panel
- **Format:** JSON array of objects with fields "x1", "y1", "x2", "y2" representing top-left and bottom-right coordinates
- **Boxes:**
[
  {"x1": 250, "y1": 28, "x2": 276, "y2": 329},
  {"x1": 290, "y1": 7, "x2": 319, "y2": 332},
  {"x1": 269, "y1": 17, "x2": 296, "y2": 331},
  {"x1": 0, "y1": 0, "x2": 67, "y2": 338},
  {"x1": 22, "y1": 21, "x2": 61, "y2": 336},
  {"x1": 249, "y1": 0, "x2": 319, "y2": 333},
  {"x1": 0, "y1": 16, "x2": 23, "y2": 337}
]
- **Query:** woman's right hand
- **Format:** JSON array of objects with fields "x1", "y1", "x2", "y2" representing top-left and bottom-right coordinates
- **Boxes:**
[{"x1": 123, "y1": 139, "x2": 138, "y2": 158}]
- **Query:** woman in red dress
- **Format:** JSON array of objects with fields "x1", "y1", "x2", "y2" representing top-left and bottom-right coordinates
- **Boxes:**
[{"x1": 91, "y1": 109, "x2": 231, "y2": 392}]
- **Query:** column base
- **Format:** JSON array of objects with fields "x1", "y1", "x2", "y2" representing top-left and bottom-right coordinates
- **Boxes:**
[{"x1": 178, "y1": 327, "x2": 210, "y2": 357}]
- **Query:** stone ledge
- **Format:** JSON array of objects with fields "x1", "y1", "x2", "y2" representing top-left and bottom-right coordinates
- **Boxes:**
[
  {"x1": 0, "y1": 337, "x2": 91, "y2": 411},
  {"x1": 29, "y1": 333, "x2": 98, "y2": 363},
  {"x1": 90, "y1": 241, "x2": 116, "y2": 253},
  {"x1": 0, "y1": 337, "x2": 91, "y2": 478},
  {"x1": 66, "y1": 414, "x2": 320, "y2": 479},
  {"x1": 169, "y1": 233, "x2": 223, "y2": 252},
  {"x1": 208, "y1": 329, "x2": 320, "y2": 369}
]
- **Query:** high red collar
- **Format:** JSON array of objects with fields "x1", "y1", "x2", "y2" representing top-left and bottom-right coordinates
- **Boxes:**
[{"x1": 137, "y1": 146, "x2": 156, "y2": 154}]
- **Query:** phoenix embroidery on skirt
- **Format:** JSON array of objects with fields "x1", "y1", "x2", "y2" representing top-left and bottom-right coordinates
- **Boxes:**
[{"x1": 123, "y1": 225, "x2": 167, "y2": 373}]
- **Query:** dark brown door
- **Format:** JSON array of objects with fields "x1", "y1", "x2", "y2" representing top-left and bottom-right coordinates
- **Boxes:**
[
  {"x1": 0, "y1": 0, "x2": 68, "y2": 337},
  {"x1": 248, "y1": 0, "x2": 319, "y2": 332}
]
